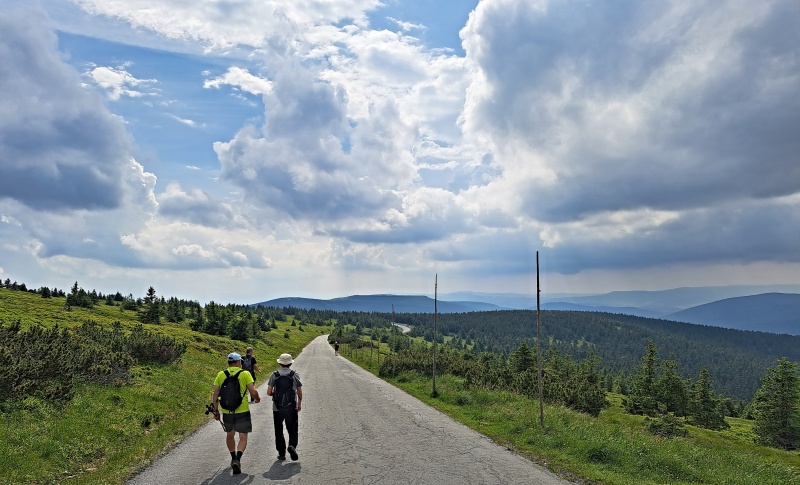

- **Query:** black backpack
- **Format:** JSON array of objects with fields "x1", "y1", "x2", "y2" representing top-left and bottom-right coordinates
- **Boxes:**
[
  {"x1": 241, "y1": 355, "x2": 253, "y2": 372},
  {"x1": 219, "y1": 370, "x2": 246, "y2": 412},
  {"x1": 272, "y1": 370, "x2": 296, "y2": 408}
]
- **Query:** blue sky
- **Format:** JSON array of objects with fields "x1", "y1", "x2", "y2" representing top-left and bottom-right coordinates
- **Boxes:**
[{"x1": 1, "y1": 0, "x2": 799, "y2": 304}]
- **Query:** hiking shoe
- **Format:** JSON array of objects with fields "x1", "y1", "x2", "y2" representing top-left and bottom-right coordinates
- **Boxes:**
[
  {"x1": 287, "y1": 446, "x2": 298, "y2": 461},
  {"x1": 231, "y1": 459, "x2": 241, "y2": 474},
  {"x1": 277, "y1": 454, "x2": 286, "y2": 461}
]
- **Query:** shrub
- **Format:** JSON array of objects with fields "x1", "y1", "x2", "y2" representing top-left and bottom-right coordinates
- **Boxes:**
[
  {"x1": 646, "y1": 411, "x2": 688, "y2": 438},
  {"x1": 0, "y1": 319, "x2": 187, "y2": 409}
]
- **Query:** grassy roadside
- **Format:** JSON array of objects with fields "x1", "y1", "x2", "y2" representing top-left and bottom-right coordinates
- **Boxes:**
[
  {"x1": 0, "y1": 289, "x2": 325, "y2": 484},
  {"x1": 339, "y1": 338, "x2": 800, "y2": 485}
]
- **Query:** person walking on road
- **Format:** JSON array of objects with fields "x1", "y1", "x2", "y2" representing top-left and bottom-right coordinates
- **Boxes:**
[
  {"x1": 267, "y1": 353, "x2": 303, "y2": 461},
  {"x1": 334, "y1": 341, "x2": 340, "y2": 356},
  {"x1": 211, "y1": 352, "x2": 260, "y2": 474},
  {"x1": 241, "y1": 347, "x2": 260, "y2": 402}
]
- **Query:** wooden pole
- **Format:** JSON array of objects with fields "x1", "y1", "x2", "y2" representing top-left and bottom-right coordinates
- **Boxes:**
[
  {"x1": 392, "y1": 304, "x2": 397, "y2": 376},
  {"x1": 537, "y1": 251, "x2": 544, "y2": 428},
  {"x1": 432, "y1": 273, "x2": 438, "y2": 397}
]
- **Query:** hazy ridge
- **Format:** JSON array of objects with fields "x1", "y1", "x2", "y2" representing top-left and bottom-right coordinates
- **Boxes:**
[{"x1": 255, "y1": 285, "x2": 800, "y2": 335}]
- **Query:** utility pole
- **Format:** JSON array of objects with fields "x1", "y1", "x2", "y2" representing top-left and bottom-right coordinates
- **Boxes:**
[
  {"x1": 432, "y1": 273, "x2": 438, "y2": 398},
  {"x1": 536, "y1": 251, "x2": 544, "y2": 428},
  {"x1": 392, "y1": 304, "x2": 397, "y2": 376}
]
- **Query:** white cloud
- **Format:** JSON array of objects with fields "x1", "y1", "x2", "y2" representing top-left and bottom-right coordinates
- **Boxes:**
[
  {"x1": 204, "y1": 66, "x2": 273, "y2": 96},
  {"x1": 0, "y1": 10, "x2": 133, "y2": 211},
  {"x1": 454, "y1": 0, "x2": 800, "y2": 272},
  {"x1": 157, "y1": 182, "x2": 236, "y2": 227},
  {"x1": 167, "y1": 114, "x2": 198, "y2": 127},
  {"x1": 73, "y1": 0, "x2": 382, "y2": 49},
  {"x1": 461, "y1": 0, "x2": 800, "y2": 220},
  {"x1": 86, "y1": 64, "x2": 157, "y2": 100}
]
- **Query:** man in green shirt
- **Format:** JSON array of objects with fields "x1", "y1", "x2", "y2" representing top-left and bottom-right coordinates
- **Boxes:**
[{"x1": 212, "y1": 352, "x2": 260, "y2": 474}]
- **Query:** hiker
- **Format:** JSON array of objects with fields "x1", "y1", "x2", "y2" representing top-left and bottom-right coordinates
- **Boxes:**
[
  {"x1": 211, "y1": 352, "x2": 260, "y2": 474},
  {"x1": 242, "y1": 347, "x2": 260, "y2": 403},
  {"x1": 334, "y1": 341, "x2": 340, "y2": 356},
  {"x1": 267, "y1": 353, "x2": 303, "y2": 461}
]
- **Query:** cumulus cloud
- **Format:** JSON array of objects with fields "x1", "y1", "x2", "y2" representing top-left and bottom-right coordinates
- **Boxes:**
[
  {"x1": 0, "y1": 9, "x2": 134, "y2": 211},
  {"x1": 86, "y1": 64, "x2": 157, "y2": 100},
  {"x1": 157, "y1": 182, "x2": 236, "y2": 227},
  {"x1": 214, "y1": 69, "x2": 416, "y2": 221},
  {"x1": 455, "y1": 0, "x2": 800, "y2": 271},
  {"x1": 204, "y1": 67, "x2": 273, "y2": 96},
  {"x1": 462, "y1": 0, "x2": 800, "y2": 222}
]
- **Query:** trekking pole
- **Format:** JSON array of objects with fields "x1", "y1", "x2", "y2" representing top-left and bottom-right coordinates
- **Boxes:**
[{"x1": 205, "y1": 403, "x2": 226, "y2": 431}]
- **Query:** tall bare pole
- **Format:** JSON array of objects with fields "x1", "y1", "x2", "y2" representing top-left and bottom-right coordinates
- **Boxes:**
[
  {"x1": 432, "y1": 273, "x2": 438, "y2": 397},
  {"x1": 392, "y1": 304, "x2": 397, "y2": 376},
  {"x1": 536, "y1": 251, "x2": 544, "y2": 427}
]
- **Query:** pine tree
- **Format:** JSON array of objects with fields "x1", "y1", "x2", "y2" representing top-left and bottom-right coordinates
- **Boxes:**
[
  {"x1": 571, "y1": 351, "x2": 610, "y2": 417},
  {"x1": 625, "y1": 340, "x2": 659, "y2": 416},
  {"x1": 752, "y1": 358, "x2": 800, "y2": 450},
  {"x1": 688, "y1": 368, "x2": 728, "y2": 430},
  {"x1": 508, "y1": 342, "x2": 535, "y2": 372},
  {"x1": 655, "y1": 359, "x2": 689, "y2": 416},
  {"x1": 138, "y1": 286, "x2": 161, "y2": 325}
]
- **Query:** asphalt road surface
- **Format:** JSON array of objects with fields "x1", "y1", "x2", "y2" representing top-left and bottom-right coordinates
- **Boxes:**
[{"x1": 127, "y1": 335, "x2": 574, "y2": 485}]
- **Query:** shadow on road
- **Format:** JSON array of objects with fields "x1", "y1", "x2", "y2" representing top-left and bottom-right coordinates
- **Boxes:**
[
  {"x1": 197, "y1": 459, "x2": 300, "y2": 484},
  {"x1": 200, "y1": 467, "x2": 255, "y2": 484},
  {"x1": 263, "y1": 460, "x2": 301, "y2": 480}
]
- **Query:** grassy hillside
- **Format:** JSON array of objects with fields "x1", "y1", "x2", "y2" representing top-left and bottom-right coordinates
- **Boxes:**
[
  {"x1": 338, "y1": 339, "x2": 800, "y2": 485},
  {"x1": 396, "y1": 309, "x2": 800, "y2": 400},
  {"x1": 0, "y1": 288, "x2": 325, "y2": 484}
]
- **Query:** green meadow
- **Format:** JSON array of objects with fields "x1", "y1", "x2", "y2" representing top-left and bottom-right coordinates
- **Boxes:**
[
  {"x1": 339, "y1": 339, "x2": 800, "y2": 485},
  {"x1": 0, "y1": 288, "x2": 325, "y2": 484}
]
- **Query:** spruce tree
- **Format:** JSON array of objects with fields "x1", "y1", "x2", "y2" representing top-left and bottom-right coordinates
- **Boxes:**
[
  {"x1": 138, "y1": 286, "x2": 161, "y2": 325},
  {"x1": 752, "y1": 358, "x2": 800, "y2": 450},
  {"x1": 509, "y1": 342, "x2": 535, "y2": 372},
  {"x1": 625, "y1": 340, "x2": 659, "y2": 416},
  {"x1": 655, "y1": 359, "x2": 689, "y2": 416},
  {"x1": 688, "y1": 368, "x2": 728, "y2": 429}
]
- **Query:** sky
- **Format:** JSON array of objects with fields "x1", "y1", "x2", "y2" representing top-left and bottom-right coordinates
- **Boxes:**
[{"x1": 1, "y1": 0, "x2": 799, "y2": 304}]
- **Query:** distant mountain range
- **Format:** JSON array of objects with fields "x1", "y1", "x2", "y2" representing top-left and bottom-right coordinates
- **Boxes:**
[
  {"x1": 253, "y1": 295, "x2": 503, "y2": 314},
  {"x1": 669, "y1": 293, "x2": 800, "y2": 335},
  {"x1": 254, "y1": 284, "x2": 800, "y2": 335}
]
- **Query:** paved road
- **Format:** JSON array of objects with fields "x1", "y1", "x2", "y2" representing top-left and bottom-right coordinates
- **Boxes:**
[{"x1": 127, "y1": 335, "x2": 574, "y2": 485}]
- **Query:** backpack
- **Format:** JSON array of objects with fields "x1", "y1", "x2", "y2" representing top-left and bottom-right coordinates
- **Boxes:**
[
  {"x1": 219, "y1": 370, "x2": 246, "y2": 412},
  {"x1": 241, "y1": 355, "x2": 253, "y2": 372},
  {"x1": 272, "y1": 370, "x2": 296, "y2": 408}
]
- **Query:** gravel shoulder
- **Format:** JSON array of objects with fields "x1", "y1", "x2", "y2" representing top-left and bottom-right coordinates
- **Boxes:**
[{"x1": 127, "y1": 335, "x2": 574, "y2": 484}]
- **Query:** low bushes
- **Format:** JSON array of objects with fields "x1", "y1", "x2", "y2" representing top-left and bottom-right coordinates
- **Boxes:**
[{"x1": 0, "y1": 319, "x2": 186, "y2": 409}]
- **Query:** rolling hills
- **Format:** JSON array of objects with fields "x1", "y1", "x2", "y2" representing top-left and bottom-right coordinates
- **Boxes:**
[
  {"x1": 669, "y1": 293, "x2": 800, "y2": 335},
  {"x1": 255, "y1": 287, "x2": 800, "y2": 335},
  {"x1": 254, "y1": 294, "x2": 503, "y2": 313}
]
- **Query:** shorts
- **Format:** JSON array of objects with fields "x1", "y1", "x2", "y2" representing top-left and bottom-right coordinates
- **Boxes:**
[{"x1": 222, "y1": 411, "x2": 252, "y2": 433}]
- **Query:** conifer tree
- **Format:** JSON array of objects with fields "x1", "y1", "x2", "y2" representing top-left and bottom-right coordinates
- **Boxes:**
[
  {"x1": 509, "y1": 342, "x2": 535, "y2": 372},
  {"x1": 138, "y1": 286, "x2": 161, "y2": 325},
  {"x1": 625, "y1": 340, "x2": 659, "y2": 416},
  {"x1": 752, "y1": 358, "x2": 800, "y2": 450},
  {"x1": 688, "y1": 368, "x2": 728, "y2": 429},
  {"x1": 655, "y1": 359, "x2": 689, "y2": 416}
]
